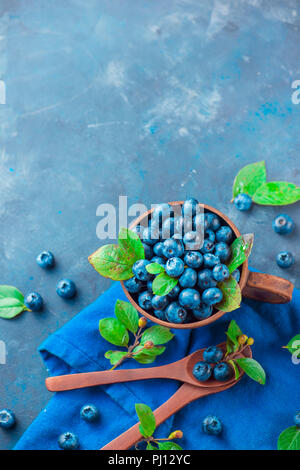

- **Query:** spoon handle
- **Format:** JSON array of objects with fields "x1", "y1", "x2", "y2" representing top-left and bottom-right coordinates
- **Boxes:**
[{"x1": 100, "y1": 383, "x2": 213, "y2": 450}]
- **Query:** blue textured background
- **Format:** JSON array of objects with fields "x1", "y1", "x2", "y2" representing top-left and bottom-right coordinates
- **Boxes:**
[{"x1": 0, "y1": 0, "x2": 300, "y2": 450}]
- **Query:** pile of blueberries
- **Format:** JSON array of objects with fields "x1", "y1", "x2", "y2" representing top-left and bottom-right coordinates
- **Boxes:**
[
  {"x1": 124, "y1": 198, "x2": 240, "y2": 324},
  {"x1": 192, "y1": 345, "x2": 232, "y2": 382}
]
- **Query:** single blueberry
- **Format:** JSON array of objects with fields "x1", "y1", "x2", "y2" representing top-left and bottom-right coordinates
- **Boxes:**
[
  {"x1": 213, "y1": 362, "x2": 233, "y2": 381},
  {"x1": 153, "y1": 241, "x2": 165, "y2": 257},
  {"x1": 163, "y1": 238, "x2": 184, "y2": 258},
  {"x1": 276, "y1": 251, "x2": 294, "y2": 269},
  {"x1": 179, "y1": 288, "x2": 201, "y2": 309},
  {"x1": 142, "y1": 226, "x2": 160, "y2": 246},
  {"x1": 165, "y1": 302, "x2": 187, "y2": 323},
  {"x1": 192, "y1": 304, "x2": 213, "y2": 320},
  {"x1": 24, "y1": 292, "x2": 43, "y2": 311},
  {"x1": 202, "y1": 415, "x2": 222, "y2": 435},
  {"x1": 179, "y1": 268, "x2": 198, "y2": 288},
  {"x1": 203, "y1": 254, "x2": 220, "y2": 268},
  {"x1": 193, "y1": 361, "x2": 212, "y2": 382},
  {"x1": 161, "y1": 217, "x2": 176, "y2": 238},
  {"x1": 132, "y1": 259, "x2": 152, "y2": 281},
  {"x1": 203, "y1": 346, "x2": 223, "y2": 363},
  {"x1": 36, "y1": 250, "x2": 55, "y2": 269},
  {"x1": 56, "y1": 279, "x2": 77, "y2": 299},
  {"x1": 183, "y1": 231, "x2": 203, "y2": 250},
  {"x1": 197, "y1": 269, "x2": 217, "y2": 290},
  {"x1": 80, "y1": 404, "x2": 99, "y2": 422},
  {"x1": 182, "y1": 198, "x2": 199, "y2": 218},
  {"x1": 205, "y1": 213, "x2": 221, "y2": 232},
  {"x1": 138, "y1": 291, "x2": 153, "y2": 311},
  {"x1": 294, "y1": 412, "x2": 300, "y2": 427},
  {"x1": 213, "y1": 264, "x2": 230, "y2": 282},
  {"x1": 152, "y1": 203, "x2": 173, "y2": 223},
  {"x1": 231, "y1": 269, "x2": 241, "y2": 283},
  {"x1": 124, "y1": 276, "x2": 144, "y2": 294},
  {"x1": 272, "y1": 214, "x2": 294, "y2": 235},
  {"x1": 234, "y1": 193, "x2": 252, "y2": 211},
  {"x1": 184, "y1": 251, "x2": 203, "y2": 269},
  {"x1": 167, "y1": 284, "x2": 181, "y2": 300},
  {"x1": 216, "y1": 226, "x2": 233, "y2": 244},
  {"x1": 151, "y1": 294, "x2": 169, "y2": 310},
  {"x1": 142, "y1": 242, "x2": 153, "y2": 260},
  {"x1": 202, "y1": 287, "x2": 223, "y2": 306},
  {"x1": 58, "y1": 432, "x2": 79, "y2": 450},
  {"x1": 154, "y1": 309, "x2": 167, "y2": 321},
  {"x1": 201, "y1": 239, "x2": 215, "y2": 254},
  {"x1": 151, "y1": 256, "x2": 166, "y2": 267},
  {"x1": 214, "y1": 242, "x2": 231, "y2": 263},
  {"x1": 205, "y1": 229, "x2": 216, "y2": 243},
  {"x1": 0, "y1": 409, "x2": 16, "y2": 429},
  {"x1": 165, "y1": 257, "x2": 184, "y2": 277}
]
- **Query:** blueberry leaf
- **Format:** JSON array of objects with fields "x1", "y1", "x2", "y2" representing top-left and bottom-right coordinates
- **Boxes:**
[
  {"x1": 0, "y1": 285, "x2": 28, "y2": 319},
  {"x1": 99, "y1": 317, "x2": 129, "y2": 347},
  {"x1": 118, "y1": 227, "x2": 145, "y2": 261},
  {"x1": 135, "y1": 403, "x2": 156, "y2": 438},
  {"x1": 235, "y1": 357, "x2": 266, "y2": 385},
  {"x1": 141, "y1": 325, "x2": 174, "y2": 346},
  {"x1": 232, "y1": 161, "x2": 266, "y2": 198},
  {"x1": 226, "y1": 319, "x2": 243, "y2": 350},
  {"x1": 283, "y1": 334, "x2": 300, "y2": 358},
  {"x1": 216, "y1": 277, "x2": 242, "y2": 312},
  {"x1": 0, "y1": 285, "x2": 25, "y2": 303},
  {"x1": 252, "y1": 182, "x2": 300, "y2": 205},
  {"x1": 228, "y1": 359, "x2": 240, "y2": 380},
  {"x1": 277, "y1": 426, "x2": 300, "y2": 450},
  {"x1": 132, "y1": 344, "x2": 166, "y2": 364},
  {"x1": 158, "y1": 442, "x2": 183, "y2": 450},
  {"x1": 146, "y1": 443, "x2": 157, "y2": 450},
  {"x1": 114, "y1": 299, "x2": 139, "y2": 334},
  {"x1": 146, "y1": 263, "x2": 165, "y2": 275},
  {"x1": 104, "y1": 350, "x2": 128, "y2": 365},
  {"x1": 227, "y1": 234, "x2": 254, "y2": 274},
  {"x1": 152, "y1": 272, "x2": 178, "y2": 296}
]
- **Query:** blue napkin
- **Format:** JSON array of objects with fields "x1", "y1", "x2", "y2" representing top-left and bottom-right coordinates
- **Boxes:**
[{"x1": 15, "y1": 274, "x2": 300, "y2": 450}]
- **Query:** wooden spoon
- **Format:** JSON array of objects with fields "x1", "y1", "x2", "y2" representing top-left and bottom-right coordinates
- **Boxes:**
[{"x1": 100, "y1": 345, "x2": 252, "y2": 450}]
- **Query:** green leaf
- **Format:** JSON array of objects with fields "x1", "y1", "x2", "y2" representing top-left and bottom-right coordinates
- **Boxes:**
[
  {"x1": 0, "y1": 285, "x2": 25, "y2": 303},
  {"x1": 158, "y1": 442, "x2": 183, "y2": 450},
  {"x1": 88, "y1": 228, "x2": 145, "y2": 281},
  {"x1": 114, "y1": 300, "x2": 139, "y2": 334},
  {"x1": 0, "y1": 297, "x2": 28, "y2": 319},
  {"x1": 141, "y1": 325, "x2": 174, "y2": 346},
  {"x1": 135, "y1": 403, "x2": 156, "y2": 438},
  {"x1": 152, "y1": 272, "x2": 178, "y2": 296},
  {"x1": 146, "y1": 263, "x2": 165, "y2": 275},
  {"x1": 283, "y1": 334, "x2": 300, "y2": 357},
  {"x1": 216, "y1": 276, "x2": 242, "y2": 313},
  {"x1": 132, "y1": 345, "x2": 166, "y2": 364},
  {"x1": 104, "y1": 350, "x2": 128, "y2": 365},
  {"x1": 235, "y1": 357, "x2": 266, "y2": 385},
  {"x1": 232, "y1": 161, "x2": 266, "y2": 198},
  {"x1": 252, "y1": 182, "x2": 300, "y2": 206},
  {"x1": 146, "y1": 443, "x2": 157, "y2": 450},
  {"x1": 228, "y1": 359, "x2": 240, "y2": 380},
  {"x1": 278, "y1": 426, "x2": 300, "y2": 450},
  {"x1": 226, "y1": 319, "x2": 243, "y2": 350},
  {"x1": 99, "y1": 317, "x2": 129, "y2": 347},
  {"x1": 227, "y1": 234, "x2": 254, "y2": 274}
]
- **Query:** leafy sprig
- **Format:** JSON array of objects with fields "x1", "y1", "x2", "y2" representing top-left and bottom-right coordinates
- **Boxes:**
[
  {"x1": 282, "y1": 334, "x2": 300, "y2": 362},
  {"x1": 278, "y1": 426, "x2": 300, "y2": 450},
  {"x1": 135, "y1": 403, "x2": 183, "y2": 450},
  {"x1": 100, "y1": 300, "x2": 174, "y2": 369},
  {"x1": 0, "y1": 285, "x2": 29, "y2": 319}
]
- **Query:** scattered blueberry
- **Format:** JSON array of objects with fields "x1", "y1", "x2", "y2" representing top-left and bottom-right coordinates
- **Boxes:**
[
  {"x1": 193, "y1": 361, "x2": 212, "y2": 381},
  {"x1": 151, "y1": 294, "x2": 169, "y2": 310},
  {"x1": 25, "y1": 292, "x2": 43, "y2": 311},
  {"x1": 56, "y1": 279, "x2": 77, "y2": 299},
  {"x1": 202, "y1": 415, "x2": 222, "y2": 435},
  {"x1": 58, "y1": 432, "x2": 79, "y2": 450},
  {"x1": 36, "y1": 250, "x2": 55, "y2": 269},
  {"x1": 123, "y1": 276, "x2": 144, "y2": 294},
  {"x1": 179, "y1": 268, "x2": 197, "y2": 288},
  {"x1": 138, "y1": 291, "x2": 153, "y2": 311},
  {"x1": 272, "y1": 214, "x2": 294, "y2": 235},
  {"x1": 234, "y1": 193, "x2": 252, "y2": 211},
  {"x1": 80, "y1": 404, "x2": 99, "y2": 422},
  {"x1": 213, "y1": 362, "x2": 233, "y2": 381},
  {"x1": 294, "y1": 412, "x2": 300, "y2": 427},
  {"x1": 203, "y1": 346, "x2": 223, "y2": 363},
  {"x1": 132, "y1": 259, "x2": 152, "y2": 281},
  {"x1": 179, "y1": 288, "x2": 201, "y2": 309},
  {"x1": 276, "y1": 251, "x2": 294, "y2": 269},
  {"x1": 0, "y1": 409, "x2": 16, "y2": 429},
  {"x1": 165, "y1": 302, "x2": 187, "y2": 323},
  {"x1": 202, "y1": 288, "x2": 223, "y2": 306},
  {"x1": 212, "y1": 264, "x2": 229, "y2": 282}
]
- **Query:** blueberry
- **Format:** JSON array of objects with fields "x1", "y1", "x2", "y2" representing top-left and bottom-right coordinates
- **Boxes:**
[
  {"x1": 152, "y1": 203, "x2": 173, "y2": 223},
  {"x1": 192, "y1": 361, "x2": 212, "y2": 382},
  {"x1": 165, "y1": 257, "x2": 184, "y2": 278},
  {"x1": 192, "y1": 304, "x2": 213, "y2": 320},
  {"x1": 0, "y1": 409, "x2": 16, "y2": 429},
  {"x1": 142, "y1": 226, "x2": 160, "y2": 246},
  {"x1": 272, "y1": 214, "x2": 295, "y2": 235},
  {"x1": 154, "y1": 309, "x2": 167, "y2": 321},
  {"x1": 124, "y1": 276, "x2": 144, "y2": 294},
  {"x1": 138, "y1": 291, "x2": 153, "y2": 311},
  {"x1": 193, "y1": 213, "x2": 207, "y2": 231},
  {"x1": 151, "y1": 294, "x2": 169, "y2": 310},
  {"x1": 167, "y1": 284, "x2": 181, "y2": 300},
  {"x1": 58, "y1": 432, "x2": 79, "y2": 450},
  {"x1": 153, "y1": 241, "x2": 165, "y2": 257},
  {"x1": 201, "y1": 239, "x2": 215, "y2": 254},
  {"x1": 231, "y1": 269, "x2": 241, "y2": 283},
  {"x1": 202, "y1": 287, "x2": 223, "y2": 306},
  {"x1": 203, "y1": 346, "x2": 223, "y2": 363},
  {"x1": 162, "y1": 217, "x2": 175, "y2": 238},
  {"x1": 276, "y1": 251, "x2": 294, "y2": 269},
  {"x1": 179, "y1": 268, "x2": 197, "y2": 288},
  {"x1": 56, "y1": 279, "x2": 77, "y2": 299},
  {"x1": 165, "y1": 302, "x2": 187, "y2": 323},
  {"x1": 174, "y1": 215, "x2": 193, "y2": 236},
  {"x1": 294, "y1": 412, "x2": 300, "y2": 427},
  {"x1": 142, "y1": 242, "x2": 153, "y2": 260},
  {"x1": 213, "y1": 264, "x2": 229, "y2": 282},
  {"x1": 216, "y1": 226, "x2": 233, "y2": 244},
  {"x1": 163, "y1": 238, "x2": 184, "y2": 258},
  {"x1": 182, "y1": 198, "x2": 199, "y2": 218},
  {"x1": 132, "y1": 259, "x2": 152, "y2": 281},
  {"x1": 184, "y1": 251, "x2": 203, "y2": 269},
  {"x1": 179, "y1": 288, "x2": 201, "y2": 309},
  {"x1": 214, "y1": 362, "x2": 233, "y2": 381},
  {"x1": 203, "y1": 254, "x2": 220, "y2": 268},
  {"x1": 80, "y1": 404, "x2": 99, "y2": 422},
  {"x1": 24, "y1": 292, "x2": 43, "y2": 311},
  {"x1": 205, "y1": 229, "x2": 216, "y2": 242},
  {"x1": 151, "y1": 256, "x2": 166, "y2": 267},
  {"x1": 36, "y1": 250, "x2": 55, "y2": 269},
  {"x1": 234, "y1": 193, "x2": 252, "y2": 211},
  {"x1": 183, "y1": 231, "x2": 203, "y2": 250},
  {"x1": 202, "y1": 415, "x2": 222, "y2": 435},
  {"x1": 214, "y1": 242, "x2": 231, "y2": 263},
  {"x1": 197, "y1": 269, "x2": 217, "y2": 290},
  {"x1": 205, "y1": 213, "x2": 221, "y2": 232}
]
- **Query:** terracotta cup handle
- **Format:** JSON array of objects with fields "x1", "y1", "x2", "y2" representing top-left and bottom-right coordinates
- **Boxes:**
[{"x1": 243, "y1": 272, "x2": 294, "y2": 304}]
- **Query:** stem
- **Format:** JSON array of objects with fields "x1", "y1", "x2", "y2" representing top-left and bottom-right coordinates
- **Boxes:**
[
  {"x1": 109, "y1": 328, "x2": 144, "y2": 370},
  {"x1": 226, "y1": 343, "x2": 248, "y2": 362}
]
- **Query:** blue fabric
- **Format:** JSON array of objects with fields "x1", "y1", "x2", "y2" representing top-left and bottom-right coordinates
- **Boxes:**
[{"x1": 15, "y1": 274, "x2": 300, "y2": 450}]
